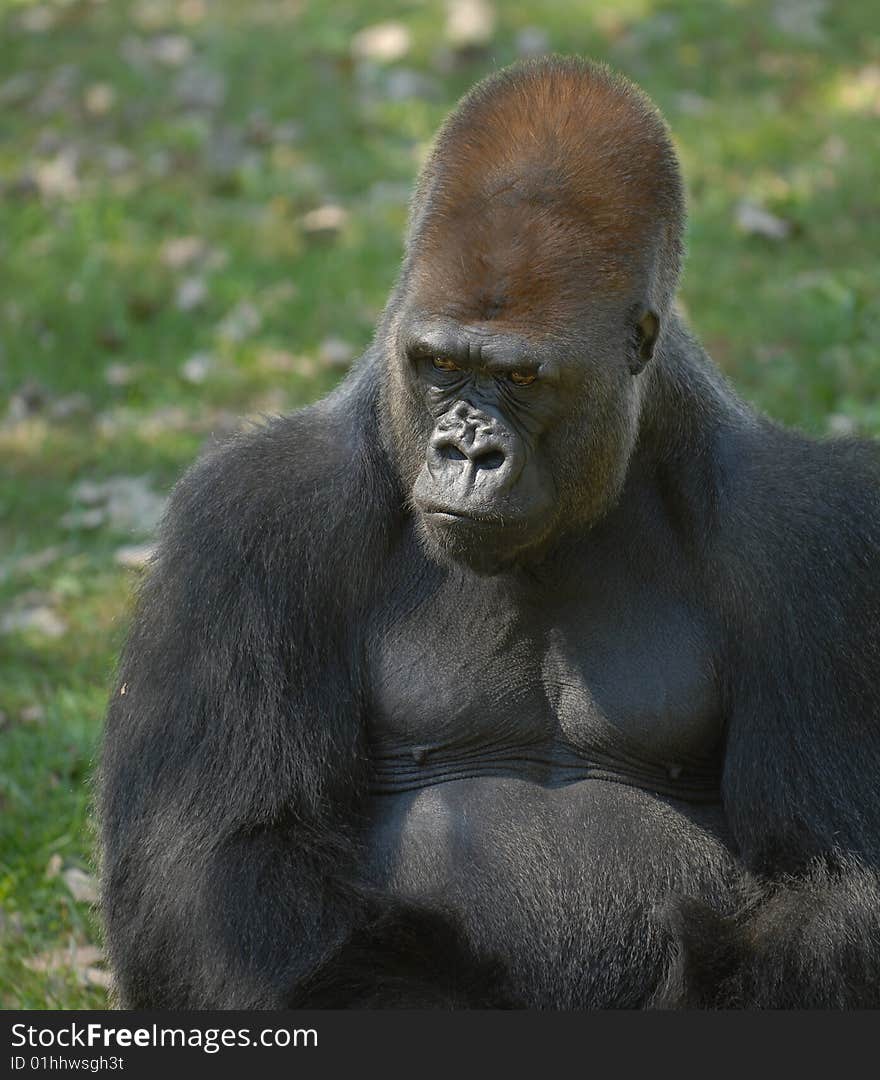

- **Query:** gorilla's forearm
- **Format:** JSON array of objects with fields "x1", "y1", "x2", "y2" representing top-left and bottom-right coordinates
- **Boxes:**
[
  {"x1": 103, "y1": 828, "x2": 349, "y2": 1008},
  {"x1": 657, "y1": 858, "x2": 880, "y2": 1008}
]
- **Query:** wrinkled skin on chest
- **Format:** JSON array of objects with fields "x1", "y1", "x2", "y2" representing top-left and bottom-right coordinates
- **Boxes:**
[{"x1": 362, "y1": 531, "x2": 735, "y2": 1007}]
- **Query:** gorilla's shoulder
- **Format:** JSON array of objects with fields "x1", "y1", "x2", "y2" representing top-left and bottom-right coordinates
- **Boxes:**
[
  {"x1": 809, "y1": 433, "x2": 880, "y2": 547},
  {"x1": 176, "y1": 407, "x2": 347, "y2": 515},
  {"x1": 719, "y1": 422, "x2": 880, "y2": 596},
  {"x1": 724, "y1": 420, "x2": 880, "y2": 520},
  {"x1": 158, "y1": 392, "x2": 395, "y2": 571},
  {"x1": 771, "y1": 427, "x2": 880, "y2": 524}
]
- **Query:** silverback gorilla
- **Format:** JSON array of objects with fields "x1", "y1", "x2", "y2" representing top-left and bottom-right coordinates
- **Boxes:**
[{"x1": 100, "y1": 58, "x2": 880, "y2": 1009}]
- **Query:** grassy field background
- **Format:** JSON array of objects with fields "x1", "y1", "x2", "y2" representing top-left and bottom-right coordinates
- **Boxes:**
[{"x1": 1, "y1": 0, "x2": 878, "y2": 1008}]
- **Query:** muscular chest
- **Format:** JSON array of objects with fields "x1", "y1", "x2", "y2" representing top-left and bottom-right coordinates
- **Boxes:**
[{"x1": 367, "y1": 555, "x2": 723, "y2": 795}]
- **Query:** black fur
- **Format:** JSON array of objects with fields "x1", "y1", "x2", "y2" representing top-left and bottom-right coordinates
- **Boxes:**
[{"x1": 99, "y1": 58, "x2": 880, "y2": 1009}]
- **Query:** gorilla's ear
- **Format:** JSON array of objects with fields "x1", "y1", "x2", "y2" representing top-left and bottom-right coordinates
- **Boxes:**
[{"x1": 629, "y1": 310, "x2": 660, "y2": 375}]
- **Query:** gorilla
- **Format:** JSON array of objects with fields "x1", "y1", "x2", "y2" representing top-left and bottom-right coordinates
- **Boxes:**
[{"x1": 99, "y1": 57, "x2": 880, "y2": 1009}]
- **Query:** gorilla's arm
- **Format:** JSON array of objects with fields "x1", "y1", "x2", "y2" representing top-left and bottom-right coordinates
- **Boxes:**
[
  {"x1": 662, "y1": 438, "x2": 880, "y2": 1008},
  {"x1": 100, "y1": 402, "x2": 387, "y2": 1008}
]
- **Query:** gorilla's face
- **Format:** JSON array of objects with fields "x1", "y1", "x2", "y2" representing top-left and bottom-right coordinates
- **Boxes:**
[
  {"x1": 407, "y1": 320, "x2": 557, "y2": 567},
  {"x1": 394, "y1": 308, "x2": 652, "y2": 572}
]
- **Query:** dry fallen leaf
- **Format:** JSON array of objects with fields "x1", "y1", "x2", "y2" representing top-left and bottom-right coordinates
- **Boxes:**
[
  {"x1": 735, "y1": 200, "x2": 792, "y2": 241},
  {"x1": 20, "y1": 704, "x2": 45, "y2": 726},
  {"x1": 151, "y1": 34, "x2": 193, "y2": 67},
  {"x1": 351, "y1": 22, "x2": 412, "y2": 64},
  {"x1": 50, "y1": 393, "x2": 91, "y2": 420},
  {"x1": 63, "y1": 867, "x2": 98, "y2": 905},
  {"x1": 65, "y1": 476, "x2": 167, "y2": 537},
  {"x1": 515, "y1": 26, "x2": 550, "y2": 58},
  {"x1": 828, "y1": 414, "x2": 857, "y2": 436},
  {"x1": 445, "y1": 0, "x2": 496, "y2": 48},
  {"x1": 11, "y1": 545, "x2": 64, "y2": 576},
  {"x1": 83, "y1": 967, "x2": 113, "y2": 989},
  {"x1": 25, "y1": 945, "x2": 104, "y2": 974},
  {"x1": 105, "y1": 362, "x2": 141, "y2": 387},
  {"x1": 18, "y1": 5, "x2": 55, "y2": 33},
  {"x1": 176, "y1": 276, "x2": 208, "y2": 312},
  {"x1": 301, "y1": 204, "x2": 349, "y2": 237},
  {"x1": 35, "y1": 150, "x2": 80, "y2": 200},
  {"x1": 114, "y1": 544, "x2": 156, "y2": 570},
  {"x1": 174, "y1": 66, "x2": 226, "y2": 110},
  {"x1": 161, "y1": 235, "x2": 207, "y2": 269},
  {"x1": 0, "y1": 607, "x2": 67, "y2": 639},
  {"x1": 25, "y1": 944, "x2": 111, "y2": 989},
  {"x1": 181, "y1": 353, "x2": 214, "y2": 384},
  {"x1": 319, "y1": 338, "x2": 357, "y2": 369},
  {"x1": 84, "y1": 83, "x2": 116, "y2": 116},
  {"x1": 216, "y1": 301, "x2": 262, "y2": 343}
]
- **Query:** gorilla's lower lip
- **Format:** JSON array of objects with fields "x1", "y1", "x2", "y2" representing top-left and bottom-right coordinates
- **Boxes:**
[{"x1": 425, "y1": 508, "x2": 495, "y2": 525}]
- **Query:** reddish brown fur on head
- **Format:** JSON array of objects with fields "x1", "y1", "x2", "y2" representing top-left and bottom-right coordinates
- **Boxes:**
[{"x1": 405, "y1": 57, "x2": 685, "y2": 335}]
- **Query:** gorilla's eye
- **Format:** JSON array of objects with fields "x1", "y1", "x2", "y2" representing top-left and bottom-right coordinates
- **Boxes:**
[
  {"x1": 432, "y1": 356, "x2": 459, "y2": 372},
  {"x1": 509, "y1": 370, "x2": 537, "y2": 387}
]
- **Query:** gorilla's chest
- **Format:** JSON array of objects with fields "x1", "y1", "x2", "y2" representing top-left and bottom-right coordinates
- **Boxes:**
[{"x1": 368, "y1": 561, "x2": 723, "y2": 799}]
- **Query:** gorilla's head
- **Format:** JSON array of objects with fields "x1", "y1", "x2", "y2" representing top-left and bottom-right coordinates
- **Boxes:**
[{"x1": 381, "y1": 58, "x2": 685, "y2": 571}]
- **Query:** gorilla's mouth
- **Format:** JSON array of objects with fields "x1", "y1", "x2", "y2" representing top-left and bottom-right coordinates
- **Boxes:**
[
  {"x1": 415, "y1": 494, "x2": 546, "y2": 567},
  {"x1": 420, "y1": 505, "x2": 501, "y2": 526}
]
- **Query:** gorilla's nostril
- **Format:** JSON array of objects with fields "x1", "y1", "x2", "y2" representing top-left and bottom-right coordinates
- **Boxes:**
[
  {"x1": 475, "y1": 450, "x2": 505, "y2": 471},
  {"x1": 439, "y1": 444, "x2": 467, "y2": 462}
]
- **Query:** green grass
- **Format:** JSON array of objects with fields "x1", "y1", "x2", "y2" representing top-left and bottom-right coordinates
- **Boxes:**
[{"x1": 1, "y1": 0, "x2": 878, "y2": 1008}]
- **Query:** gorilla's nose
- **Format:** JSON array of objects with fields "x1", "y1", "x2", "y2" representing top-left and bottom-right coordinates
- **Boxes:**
[
  {"x1": 421, "y1": 401, "x2": 526, "y2": 504},
  {"x1": 435, "y1": 434, "x2": 506, "y2": 473},
  {"x1": 425, "y1": 428, "x2": 522, "y2": 502}
]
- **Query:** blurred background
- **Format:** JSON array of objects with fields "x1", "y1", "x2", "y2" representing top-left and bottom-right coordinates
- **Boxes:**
[{"x1": 0, "y1": 0, "x2": 878, "y2": 1008}]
